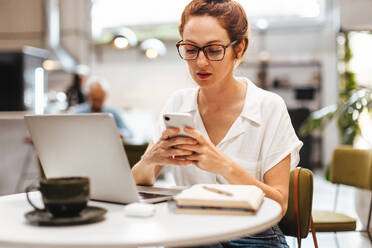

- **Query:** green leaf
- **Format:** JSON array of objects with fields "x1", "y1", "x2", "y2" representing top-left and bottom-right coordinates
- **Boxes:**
[{"x1": 299, "y1": 104, "x2": 338, "y2": 137}]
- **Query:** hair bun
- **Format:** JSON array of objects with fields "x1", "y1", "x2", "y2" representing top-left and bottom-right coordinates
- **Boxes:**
[{"x1": 206, "y1": 0, "x2": 230, "y2": 3}]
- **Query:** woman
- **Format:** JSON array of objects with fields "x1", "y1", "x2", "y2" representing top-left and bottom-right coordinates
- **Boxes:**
[{"x1": 133, "y1": 0, "x2": 302, "y2": 247}]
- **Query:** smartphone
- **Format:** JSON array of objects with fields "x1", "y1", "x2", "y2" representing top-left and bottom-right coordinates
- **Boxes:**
[{"x1": 163, "y1": 113, "x2": 195, "y2": 138}]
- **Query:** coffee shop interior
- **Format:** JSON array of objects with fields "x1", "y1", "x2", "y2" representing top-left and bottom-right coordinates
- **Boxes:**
[{"x1": 0, "y1": 0, "x2": 372, "y2": 247}]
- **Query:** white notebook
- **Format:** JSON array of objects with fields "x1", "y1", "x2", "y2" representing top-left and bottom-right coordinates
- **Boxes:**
[{"x1": 173, "y1": 184, "x2": 265, "y2": 215}]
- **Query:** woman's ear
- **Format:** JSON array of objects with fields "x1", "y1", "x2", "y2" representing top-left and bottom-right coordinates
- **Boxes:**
[{"x1": 234, "y1": 39, "x2": 247, "y2": 59}]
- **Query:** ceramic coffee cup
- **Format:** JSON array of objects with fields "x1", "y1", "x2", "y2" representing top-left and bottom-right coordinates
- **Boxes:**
[{"x1": 26, "y1": 177, "x2": 90, "y2": 217}]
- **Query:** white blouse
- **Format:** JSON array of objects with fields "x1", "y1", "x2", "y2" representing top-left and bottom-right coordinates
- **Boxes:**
[{"x1": 154, "y1": 77, "x2": 303, "y2": 186}]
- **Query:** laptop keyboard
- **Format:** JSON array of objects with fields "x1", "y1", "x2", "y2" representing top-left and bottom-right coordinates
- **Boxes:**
[{"x1": 139, "y1": 192, "x2": 170, "y2": 199}]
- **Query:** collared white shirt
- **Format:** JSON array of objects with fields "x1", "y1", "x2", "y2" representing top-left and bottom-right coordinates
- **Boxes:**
[{"x1": 154, "y1": 78, "x2": 303, "y2": 186}]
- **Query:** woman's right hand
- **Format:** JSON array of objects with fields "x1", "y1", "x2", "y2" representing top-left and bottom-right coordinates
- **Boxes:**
[
  {"x1": 142, "y1": 127, "x2": 197, "y2": 167},
  {"x1": 132, "y1": 127, "x2": 196, "y2": 185}
]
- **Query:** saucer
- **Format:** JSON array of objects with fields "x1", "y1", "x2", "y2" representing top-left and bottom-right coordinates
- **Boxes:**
[{"x1": 25, "y1": 206, "x2": 107, "y2": 226}]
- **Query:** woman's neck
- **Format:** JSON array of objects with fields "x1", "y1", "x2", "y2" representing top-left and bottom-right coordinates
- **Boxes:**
[{"x1": 198, "y1": 76, "x2": 245, "y2": 109}]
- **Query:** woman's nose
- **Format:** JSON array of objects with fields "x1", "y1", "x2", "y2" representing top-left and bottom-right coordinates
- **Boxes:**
[{"x1": 196, "y1": 50, "x2": 209, "y2": 67}]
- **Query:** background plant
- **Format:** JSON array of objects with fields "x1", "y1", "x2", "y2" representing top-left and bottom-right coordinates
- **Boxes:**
[{"x1": 299, "y1": 31, "x2": 372, "y2": 146}]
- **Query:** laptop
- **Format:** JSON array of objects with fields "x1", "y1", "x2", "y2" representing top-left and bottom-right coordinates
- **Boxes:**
[{"x1": 24, "y1": 114, "x2": 181, "y2": 204}]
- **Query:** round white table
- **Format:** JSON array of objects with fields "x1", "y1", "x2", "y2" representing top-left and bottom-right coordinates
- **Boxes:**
[{"x1": 0, "y1": 192, "x2": 282, "y2": 248}]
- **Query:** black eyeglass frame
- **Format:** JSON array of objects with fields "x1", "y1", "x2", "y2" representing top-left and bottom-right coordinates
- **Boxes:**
[{"x1": 176, "y1": 40, "x2": 238, "y2": 61}]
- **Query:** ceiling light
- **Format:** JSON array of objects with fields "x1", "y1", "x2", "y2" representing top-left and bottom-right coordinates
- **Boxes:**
[
  {"x1": 140, "y1": 38, "x2": 166, "y2": 59},
  {"x1": 42, "y1": 59, "x2": 62, "y2": 71},
  {"x1": 113, "y1": 36, "x2": 129, "y2": 49},
  {"x1": 145, "y1": 48, "x2": 159, "y2": 59},
  {"x1": 112, "y1": 27, "x2": 138, "y2": 49}
]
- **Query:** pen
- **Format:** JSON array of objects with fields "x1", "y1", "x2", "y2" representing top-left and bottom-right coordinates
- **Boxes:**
[{"x1": 203, "y1": 185, "x2": 233, "y2": 197}]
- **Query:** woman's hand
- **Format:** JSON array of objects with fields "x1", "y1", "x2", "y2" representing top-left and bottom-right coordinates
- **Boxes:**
[
  {"x1": 132, "y1": 127, "x2": 197, "y2": 186},
  {"x1": 141, "y1": 127, "x2": 197, "y2": 167},
  {"x1": 175, "y1": 127, "x2": 235, "y2": 175}
]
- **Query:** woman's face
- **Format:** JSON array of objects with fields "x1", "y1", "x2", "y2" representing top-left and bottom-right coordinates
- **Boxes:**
[{"x1": 181, "y1": 15, "x2": 237, "y2": 88}]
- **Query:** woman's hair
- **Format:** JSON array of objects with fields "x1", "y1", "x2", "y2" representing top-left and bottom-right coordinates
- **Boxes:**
[{"x1": 179, "y1": 0, "x2": 249, "y2": 58}]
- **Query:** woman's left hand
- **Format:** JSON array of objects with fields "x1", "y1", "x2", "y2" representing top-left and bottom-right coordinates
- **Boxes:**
[{"x1": 174, "y1": 127, "x2": 234, "y2": 175}]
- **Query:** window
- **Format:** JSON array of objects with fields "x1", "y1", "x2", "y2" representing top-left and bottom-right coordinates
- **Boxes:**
[{"x1": 349, "y1": 32, "x2": 372, "y2": 88}]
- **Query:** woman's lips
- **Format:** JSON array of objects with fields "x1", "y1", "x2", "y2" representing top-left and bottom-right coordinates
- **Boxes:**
[{"x1": 196, "y1": 72, "x2": 212, "y2": 79}]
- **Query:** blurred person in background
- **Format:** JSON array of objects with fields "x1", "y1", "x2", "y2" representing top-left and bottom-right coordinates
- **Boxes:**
[
  {"x1": 65, "y1": 64, "x2": 90, "y2": 108},
  {"x1": 69, "y1": 76, "x2": 133, "y2": 140}
]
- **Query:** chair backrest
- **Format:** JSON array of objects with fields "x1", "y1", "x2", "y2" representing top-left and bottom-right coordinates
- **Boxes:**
[
  {"x1": 279, "y1": 167, "x2": 314, "y2": 238},
  {"x1": 330, "y1": 146, "x2": 372, "y2": 190}
]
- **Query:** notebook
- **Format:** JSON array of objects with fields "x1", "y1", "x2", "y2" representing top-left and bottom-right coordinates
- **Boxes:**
[{"x1": 173, "y1": 184, "x2": 265, "y2": 215}]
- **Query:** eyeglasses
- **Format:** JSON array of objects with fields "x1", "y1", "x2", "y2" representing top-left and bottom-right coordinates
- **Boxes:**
[{"x1": 176, "y1": 40, "x2": 238, "y2": 61}]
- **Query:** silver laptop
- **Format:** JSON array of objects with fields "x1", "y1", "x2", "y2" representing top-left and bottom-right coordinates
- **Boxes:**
[{"x1": 24, "y1": 114, "x2": 180, "y2": 204}]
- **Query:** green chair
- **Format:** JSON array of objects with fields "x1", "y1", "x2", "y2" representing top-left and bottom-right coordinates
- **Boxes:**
[
  {"x1": 312, "y1": 146, "x2": 372, "y2": 246},
  {"x1": 279, "y1": 167, "x2": 318, "y2": 248},
  {"x1": 123, "y1": 143, "x2": 149, "y2": 168}
]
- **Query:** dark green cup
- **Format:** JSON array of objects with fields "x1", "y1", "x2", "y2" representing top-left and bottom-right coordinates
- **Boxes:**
[{"x1": 26, "y1": 177, "x2": 90, "y2": 217}]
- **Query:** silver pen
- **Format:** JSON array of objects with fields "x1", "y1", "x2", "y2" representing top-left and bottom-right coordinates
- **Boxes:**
[{"x1": 203, "y1": 185, "x2": 233, "y2": 197}]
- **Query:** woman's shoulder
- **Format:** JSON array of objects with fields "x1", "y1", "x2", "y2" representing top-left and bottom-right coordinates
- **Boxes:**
[
  {"x1": 258, "y1": 87, "x2": 286, "y2": 109},
  {"x1": 251, "y1": 85, "x2": 290, "y2": 127},
  {"x1": 257, "y1": 88, "x2": 289, "y2": 122},
  {"x1": 244, "y1": 78, "x2": 286, "y2": 110}
]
